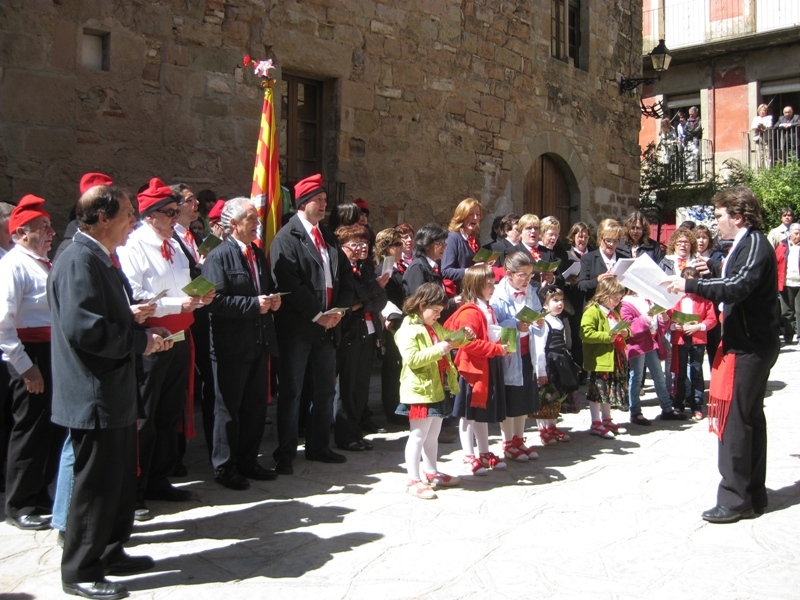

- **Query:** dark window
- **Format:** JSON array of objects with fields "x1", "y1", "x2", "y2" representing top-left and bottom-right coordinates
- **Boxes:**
[
  {"x1": 280, "y1": 74, "x2": 323, "y2": 182},
  {"x1": 551, "y1": 0, "x2": 581, "y2": 68}
]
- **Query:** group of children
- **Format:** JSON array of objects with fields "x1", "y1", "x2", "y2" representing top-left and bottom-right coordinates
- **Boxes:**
[{"x1": 395, "y1": 252, "x2": 715, "y2": 500}]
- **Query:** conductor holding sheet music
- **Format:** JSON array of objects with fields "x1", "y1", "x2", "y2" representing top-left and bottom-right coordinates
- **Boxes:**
[
  {"x1": 664, "y1": 187, "x2": 780, "y2": 524},
  {"x1": 269, "y1": 174, "x2": 355, "y2": 474}
]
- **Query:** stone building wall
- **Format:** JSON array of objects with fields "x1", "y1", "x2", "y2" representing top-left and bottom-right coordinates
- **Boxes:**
[{"x1": 0, "y1": 0, "x2": 643, "y2": 237}]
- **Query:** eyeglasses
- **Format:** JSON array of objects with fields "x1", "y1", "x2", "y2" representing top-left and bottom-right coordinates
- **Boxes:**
[
  {"x1": 154, "y1": 208, "x2": 180, "y2": 218},
  {"x1": 389, "y1": 242, "x2": 403, "y2": 248},
  {"x1": 512, "y1": 272, "x2": 533, "y2": 280},
  {"x1": 433, "y1": 240, "x2": 447, "y2": 247},
  {"x1": 602, "y1": 238, "x2": 619, "y2": 245},
  {"x1": 344, "y1": 242, "x2": 368, "y2": 250}
]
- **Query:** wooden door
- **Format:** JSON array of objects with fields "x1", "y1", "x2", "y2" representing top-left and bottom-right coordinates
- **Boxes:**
[{"x1": 524, "y1": 154, "x2": 572, "y2": 227}]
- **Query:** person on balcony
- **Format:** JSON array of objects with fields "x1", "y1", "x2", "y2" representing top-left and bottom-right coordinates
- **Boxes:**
[
  {"x1": 777, "y1": 106, "x2": 799, "y2": 161},
  {"x1": 684, "y1": 107, "x2": 703, "y2": 182},
  {"x1": 657, "y1": 118, "x2": 682, "y2": 181},
  {"x1": 751, "y1": 103, "x2": 773, "y2": 169}
]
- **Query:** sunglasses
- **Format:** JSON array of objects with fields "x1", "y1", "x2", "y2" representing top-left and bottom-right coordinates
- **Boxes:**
[{"x1": 154, "y1": 208, "x2": 180, "y2": 218}]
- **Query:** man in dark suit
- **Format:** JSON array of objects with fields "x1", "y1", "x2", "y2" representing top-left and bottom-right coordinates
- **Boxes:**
[
  {"x1": 666, "y1": 186, "x2": 780, "y2": 524},
  {"x1": 269, "y1": 174, "x2": 354, "y2": 474},
  {"x1": 49, "y1": 185, "x2": 171, "y2": 600},
  {"x1": 202, "y1": 198, "x2": 281, "y2": 490}
]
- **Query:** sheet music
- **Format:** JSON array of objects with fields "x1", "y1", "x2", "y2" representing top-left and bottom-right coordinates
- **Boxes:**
[{"x1": 610, "y1": 254, "x2": 682, "y2": 308}]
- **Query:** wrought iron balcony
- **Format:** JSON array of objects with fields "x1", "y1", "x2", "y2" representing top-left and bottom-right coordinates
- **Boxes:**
[{"x1": 741, "y1": 126, "x2": 800, "y2": 169}]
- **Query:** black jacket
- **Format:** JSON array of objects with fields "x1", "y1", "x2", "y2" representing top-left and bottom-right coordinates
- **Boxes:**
[
  {"x1": 269, "y1": 214, "x2": 355, "y2": 343},
  {"x1": 203, "y1": 235, "x2": 279, "y2": 361},
  {"x1": 686, "y1": 228, "x2": 779, "y2": 356},
  {"x1": 578, "y1": 249, "x2": 624, "y2": 299}
]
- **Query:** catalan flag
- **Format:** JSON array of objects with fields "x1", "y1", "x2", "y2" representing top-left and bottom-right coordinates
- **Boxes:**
[{"x1": 251, "y1": 84, "x2": 281, "y2": 253}]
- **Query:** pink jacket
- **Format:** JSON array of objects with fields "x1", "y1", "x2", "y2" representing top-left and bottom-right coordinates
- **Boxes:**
[{"x1": 620, "y1": 300, "x2": 661, "y2": 359}]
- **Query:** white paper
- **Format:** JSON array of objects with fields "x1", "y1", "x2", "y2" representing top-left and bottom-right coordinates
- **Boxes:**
[
  {"x1": 380, "y1": 255, "x2": 396, "y2": 277},
  {"x1": 163, "y1": 330, "x2": 186, "y2": 343},
  {"x1": 381, "y1": 300, "x2": 402, "y2": 320},
  {"x1": 610, "y1": 254, "x2": 683, "y2": 309},
  {"x1": 562, "y1": 261, "x2": 581, "y2": 278}
]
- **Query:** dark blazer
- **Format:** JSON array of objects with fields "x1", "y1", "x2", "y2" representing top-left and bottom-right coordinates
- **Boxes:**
[
  {"x1": 174, "y1": 231, "x2": 201, "y2": 279},
  {"x1": 48, "y1": 232, "x2": 148, "y2": 430},
  {"x1": 441, "y1": 230, "x2": 475, "y2": 285},
  {"x1": 269, "y1": 214, "x2": 354, "y2": 342},
  {"x1": 617, "y1": 238, "x2": 664, "y2": 263},
  {"x1": 578, "y1": 248, "x2": 624, "y2": 299},
  {"x1": 202, "y1": 235, "x2": 279, "y2": 361},
  {"x1": 340, "y1": 260, "x2": 388, "y2": 345},
  {"x1": 686, "y1": 228, "x2": 780, "y2": 356},
  {"x1": 402, "y1": 256, "x2": 457, "y2": 319}
]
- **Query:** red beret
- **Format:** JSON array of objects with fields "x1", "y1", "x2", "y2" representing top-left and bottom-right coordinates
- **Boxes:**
[
  {"x1": 353, "y1": 197, "x2": 370, "y2": 215},
  {"x1": 293, "y1": 174, "x2": 326, "y2": 209},
  {"x1": 208, "y1": 199, "x2": 226, "y2": 222},
  {"x1": 79, "y1": 172, "x2": 114, "y2": 195},
  {"x1": 9, "y1": 194, "x2": 51, "y2": 234},
  {"x1": 137, "y1": 177, "x2": 176, "y2": 215}
]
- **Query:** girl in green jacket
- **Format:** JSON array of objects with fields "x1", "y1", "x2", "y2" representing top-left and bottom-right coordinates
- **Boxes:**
[
  {"x1": 580, "y1": 278, "x2": 630, "y2": 439},
  {"x1": 395, "y1": 283, "x2": 465, "y2": 499}
]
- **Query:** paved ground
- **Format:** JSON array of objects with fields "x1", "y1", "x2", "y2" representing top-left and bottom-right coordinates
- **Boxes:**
[{"x1": 2, "y1": 345, "x2": 800, "y2": 600}]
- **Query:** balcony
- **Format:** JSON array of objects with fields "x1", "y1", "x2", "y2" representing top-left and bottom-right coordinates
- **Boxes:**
[
  {"x1": 741, "y1": 126, "x2": 800, "y2": 169},
  {"x1": 643, "y1": 0, "x2": 800, "y2": 53},
  {"x1": 650, "y1": 138, "x2": 715, "y2": 184}
]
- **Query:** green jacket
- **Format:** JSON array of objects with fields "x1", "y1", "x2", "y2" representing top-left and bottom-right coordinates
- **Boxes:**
[
  {"x1": 580, "y1": 303, "x2": 618, "y2": 373},
  {"x1": 395, "y1": 314, "x2": 460, "y2": 405}
]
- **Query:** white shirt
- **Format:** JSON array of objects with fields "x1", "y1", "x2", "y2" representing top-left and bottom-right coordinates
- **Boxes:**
[
  {"x1": 600, "y1": 251, "x2": 616, "y2": 271},
  {"x1": 297, "y1": 212, "x2": 333, "y2": 307},
  {"x1": 0, "y1": 245, "x2": 52, "y2": 373},
  {"x1": 232, "y1": 236, "x2": 261, "y2": 293},
  {"x1": 117, "y1": 223, "x2": 191, "y2": 317},
  {"x1": 786, "y1": 243, "x2": 800, "y2": 287},
  {"x1": 174, "y1": 223, "x2": 200, "y2": 263}
]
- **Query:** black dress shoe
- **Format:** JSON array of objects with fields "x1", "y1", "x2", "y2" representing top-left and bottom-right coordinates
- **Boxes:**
[
  {"x1": 215, "y1": 469, "x2": 250, "y2": 490},
  {"x1": 172, "y1": 463, "x2": 188, "y2": 477},
  {"x1": 275, "y1": 461, "x2": 293, "y2": 475},
  {"x1": 239, "y1": 465, "x2": 278, "y2": 481},
  {"x1": 305, "y1": 448, "x2": 347, "y2": 463},
  {"x1": 6, "y1": 514, "x2": 51, "y2": 531},
  {"x1": 337, "y1": 441, "x2": 366, "y2": 452},
  {"x1": 701, "y1": 505, "x2": 755, "y2": 523},
  {"x1": 63, "y1": 580, "x2": 129, "y2": 600},
  {"x1": 134, "y1": 501, "x2": 152, "y2": 522},
  {"x1": 631, "y1": 414, "x2": 651, "y2": 426},
  {"x1": 144, "y1": 485, "x2": 192, "y2": 502},
  {"x1": 660, "y1": 410, "x2": 688, "y2": 421},
  {"x1": 105, "y1": 553, "x2": 155, "y2": 576}
]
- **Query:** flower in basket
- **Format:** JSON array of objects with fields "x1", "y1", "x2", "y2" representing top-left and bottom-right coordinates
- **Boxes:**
[{"x1": 538, "y1": 383, "x2": 567, "y2": 408}]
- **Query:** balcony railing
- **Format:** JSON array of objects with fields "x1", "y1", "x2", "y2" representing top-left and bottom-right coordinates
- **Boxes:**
[
  {"x1": 643, "y1": 0, "x2": 800, "y2": 52},
  {"x1": 741, "y1": 126, "x2": 800, "y2": 169},
  {"x1": 654, "y1": 138, "x2": 715, "y2": 184}
]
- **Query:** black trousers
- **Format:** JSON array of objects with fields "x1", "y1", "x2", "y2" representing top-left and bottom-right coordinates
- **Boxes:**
[
  {"x1": 191, "y1": 308, "x2": 216, "y2": 460},
  {"x1": 211, "y1": 350, "x2": 269, "y2": 472},
  {"x1": 62, "y1": 424, "x2": 136, "y2": 583},
  {"x1": 138, "y1": 341, "x2": 189, "y2": 495},
  {"x1": 0, "y1": 360, "x2": 14, "y2": 490},
  {"x1": 380, "y1": 330, "x2": 402, "y2": 420},
  {"x1": 716, "y1": 347, "x2": 778, "y2": 511},
  {"x1": 274, "y1": 336, "x2": 336, "y2": 464},
  {"x1": 4, "y1": 342, "x2": 64, "y2": 517},
  {"x1": 335, "y1": 335, "x2": 375, "y2": 446}
]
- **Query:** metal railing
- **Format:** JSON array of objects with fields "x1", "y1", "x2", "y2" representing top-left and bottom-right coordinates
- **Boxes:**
[
  {"x1": 741, "y1": 126, "x2": 800, "y2": 169},
  {"x1": 643, "y1": 0, "x2": 800, "y2": 52},
  {"x1": 655, "y1": 138, "x2": 715, "y2": 183}
]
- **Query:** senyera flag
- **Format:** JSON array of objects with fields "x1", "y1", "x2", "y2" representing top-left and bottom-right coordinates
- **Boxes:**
[{"x1": 247, "y1": 55, "x2": 281, "y2": 254}]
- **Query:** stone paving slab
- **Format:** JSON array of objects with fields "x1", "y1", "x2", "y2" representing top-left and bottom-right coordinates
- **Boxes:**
[{"x1": 2, "y1": 346, "x2": 800, "y2": 599}]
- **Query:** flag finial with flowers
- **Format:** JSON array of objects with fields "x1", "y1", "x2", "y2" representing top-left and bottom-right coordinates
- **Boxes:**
[{"x1": 244, "y1": 54, "x2": 280, "y2": 252}]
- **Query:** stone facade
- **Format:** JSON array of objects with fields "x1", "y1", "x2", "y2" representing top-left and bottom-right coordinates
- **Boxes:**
[{"x1": 1, "y1": 0, "x2": 642, "y2": 237}]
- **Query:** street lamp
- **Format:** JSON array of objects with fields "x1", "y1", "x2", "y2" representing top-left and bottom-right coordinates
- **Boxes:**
[{"x1": 619, "y1": 39, "x2": 672, "y2": 94}]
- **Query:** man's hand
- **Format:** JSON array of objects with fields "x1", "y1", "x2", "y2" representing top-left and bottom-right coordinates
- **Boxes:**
[
  {"x1": 317, "y1": 312, "x2": 343, "y2": 330},
  {"x1": 130, "y1": 302, "x2": 156, "y2": 324},
  {"x1": 144, "y1": 327, "x2": 174, "y2": 354},
  {"x1": 181, "y1": 296, "x2": 203, "y2": 312},
  {"x1": 258, "y1": 295, "x2": 271, "y2": 314},
  {"x1": 200, "y1": 289, "x2": 216, "y2": 306},
  {"x1": 663, "y1": 275, "x2": 686, "y2": 294},
  {"x1": 22, "y1": 364, "x2": 45, "y2": 395},
  {"x1": 694, "y1": 254, "x2": 711, "y2": 275},
  {"x1": 269, "y1": 295, "x2": 282, "y2": 311},
  {"x1": 537, "y1": 375, "x2": 548, "y2": 386}
]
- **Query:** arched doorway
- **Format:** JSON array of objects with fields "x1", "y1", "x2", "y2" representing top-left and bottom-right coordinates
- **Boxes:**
[{"x1": 523, "y1": 154, "x2": 571, "y2": 226}]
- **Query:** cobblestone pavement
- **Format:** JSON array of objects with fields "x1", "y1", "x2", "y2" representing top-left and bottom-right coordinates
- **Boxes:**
[{"x1": 2, "y1": 345, "x2": 800, "y2": 600}]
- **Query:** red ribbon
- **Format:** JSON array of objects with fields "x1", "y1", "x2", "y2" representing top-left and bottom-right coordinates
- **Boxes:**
[
  {"x1": 467, "y1": 236, "x2": 478, "y2": 253},
  {"x1": 160, "y1": 240, "x2": 175, "y2": 263}
]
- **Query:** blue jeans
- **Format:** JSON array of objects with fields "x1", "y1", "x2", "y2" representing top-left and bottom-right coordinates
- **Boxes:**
[
  {"x1": 674, "y1": 344, "x2": 705, "y2": 412},
  {"x1": 628, "y1": 350, "x2": 673, "y2": 416},
  {"x1": 51, "y1": 432, "x2": 74, "y2": 532}
]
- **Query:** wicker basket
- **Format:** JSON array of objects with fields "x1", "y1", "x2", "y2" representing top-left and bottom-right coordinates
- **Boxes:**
[{"x1": 529, "y1": 403, "x2": 561, "y2": 419}]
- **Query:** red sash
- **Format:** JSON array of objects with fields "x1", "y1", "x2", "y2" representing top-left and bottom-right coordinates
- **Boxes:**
[
  {"x1": 708, "y1": 342, "x2": 736, "y2": 441},
  {"x1": 16, "y1": 327, "x2": 51, "y2": 343}
]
